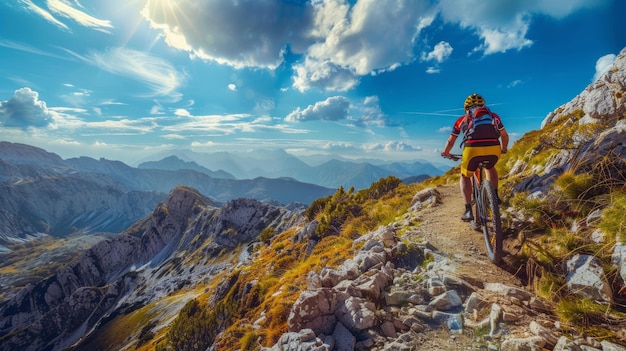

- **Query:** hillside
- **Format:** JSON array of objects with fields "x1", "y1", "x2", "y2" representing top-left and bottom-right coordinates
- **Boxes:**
[{"x1": 0, "y1": 49, "x2": 625, "y2": 351}]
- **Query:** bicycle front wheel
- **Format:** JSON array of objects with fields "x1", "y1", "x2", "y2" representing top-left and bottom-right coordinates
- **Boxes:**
[{"x1": 479, "y1": 180, "x2": 503, "y2": 264}]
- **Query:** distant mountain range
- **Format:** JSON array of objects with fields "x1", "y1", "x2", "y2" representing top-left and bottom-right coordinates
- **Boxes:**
[
  {"x1": 0, "y1": 142, "x2": 335, "y2": 243},
  {"x1": 0, "y1": 142, "x2": 444, "y2": 244},
  {"x1": 137, "y1": 148, "x2": 446, "y2": 189}
]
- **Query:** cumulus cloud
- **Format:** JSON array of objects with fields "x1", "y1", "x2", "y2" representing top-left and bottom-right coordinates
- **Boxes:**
[
  {"x1": 285, "y1": 96, "x2": 350, "y2": 122},
  {"x1": 322, "y1": 141, "x2": 358, "y2": 152},
  {"x1": 141, "y1": 0, "x2": 432, "y2": 92},
  {"x1": 593, "y1": 53, "x2": 616, "y2": 81},
  {"x1": 438, "y1": 126, "x2": 452, "y2": 133},
  {"x1": 366, "y1": 141, "x2": 422, "y2": 152},
  {"x1": 294, "y1": 0, "x2": 432, "y2": 91},
  {"x1": 139, "y1": 0, "x2": 604, "y2": 92},
  {"x1": 141, "y1": 0, "x2": 313, "y2": 69},
  {"x1": 0, "y1": 87, "x2": 56, "y2": 129},
  {"x1": 437, "y1": 0, "x2": 608, "y2": 55},
  {"x1": 355, "y1": 96, "x2": 388, "y2": 127},
  {"x1": 363, "y1": 141, "x2": 422, "y2": 152},
  {"x1": 292, "y1": 58, "x2": 360, "y2": 92},
  {"x1": 422, "y1": 41, "x2": 453, "y2": 63}
]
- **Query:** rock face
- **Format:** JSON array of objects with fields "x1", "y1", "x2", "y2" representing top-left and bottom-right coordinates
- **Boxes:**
[
  {"x1": 513, "y1": 47, "x2": 626, "y2": 195},
  {"x1": 508, "y1": 47, "x2": 626, "y2": 303},
  {"x1": 0, "y1": 186, "x2": 299, "y2": 351}
]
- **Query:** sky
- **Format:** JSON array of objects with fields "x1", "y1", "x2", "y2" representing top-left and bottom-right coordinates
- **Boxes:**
[{"x1": 1, "y1": 0, "x2": 625, "y2": 166}]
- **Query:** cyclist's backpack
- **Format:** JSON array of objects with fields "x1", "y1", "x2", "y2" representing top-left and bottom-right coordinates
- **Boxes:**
[{"x1": 463, "y1": 107, "x2": 500, "y2": 142}]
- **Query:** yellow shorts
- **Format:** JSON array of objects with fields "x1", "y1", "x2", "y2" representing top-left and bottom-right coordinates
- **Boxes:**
[{"x1": 461, "y1": 145, "x2": 501, "y2": 177}]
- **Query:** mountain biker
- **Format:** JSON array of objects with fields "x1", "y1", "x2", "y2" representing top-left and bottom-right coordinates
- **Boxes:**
[{"x1": 441, "y1": 93, "x2": 509, "y2": 221}]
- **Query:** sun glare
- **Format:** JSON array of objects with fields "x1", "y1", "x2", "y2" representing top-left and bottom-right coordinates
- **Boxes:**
[{"x1": 141, "y1": 0, "x2": 193, "y2": 52}]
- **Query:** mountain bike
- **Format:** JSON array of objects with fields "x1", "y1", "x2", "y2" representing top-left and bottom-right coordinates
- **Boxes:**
[{"x1": 444, "y1": 154, "x2": 503, "y2": 264}]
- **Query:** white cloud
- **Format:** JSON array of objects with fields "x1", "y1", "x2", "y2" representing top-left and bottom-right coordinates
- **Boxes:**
[
  {"x1": 285, "y1": 96, "x2": 350, "y2": 122},
  {"x1": 422, "y1": 41, "x2": 453, "y2": 63},
  {"x1": 383, "y1": 141, "x2": 422, "y2": 152},
  {"x1": 355, "y1": 96, "x2": 388, "y2": 127},
  {"x1": 175, "y1": 109, "x2": 191, "y2": 117},
  {"x1": 228, "y1": 84, "x2": 237, "y2": 91},
  {"x1": 322, "y1": 141, "x2": 358, "y2": 152},
  {"x1": 86, "y1": 47, "x2": 186, "y2": 99},
  {"x1": 0, "y1": 87, "x2": 57, "y2": 129},
  {"x1": 47, "y1": 0, "x2": 113, "y2": 32},
  {"x1": 19, "y1": 0, "x2": 69, "y2": 30},
  {"x1": 593, "y1": 53, "x2": 616, "y2": 81},
  {"x1": 294, "y1": 0, "x2": 433, "y2": 91},
  {"x1": 163, "y1": 134, "x2": 186, "y2": 140},
  {"x1": 508, "y1": 79, "x2": 523, "y2": 88},
  {"x1": 437, "y1": 0, "x2": 608, "y2": 55},
  {"x1": 292, "y1": 58, "x2": 360, "y2": 92},
  {"x1": 142, "y1": 0, "x2": 433, "y2": 92},
  {"x1": 141, "y1": 0, "x2": 313, "y2": 69}
]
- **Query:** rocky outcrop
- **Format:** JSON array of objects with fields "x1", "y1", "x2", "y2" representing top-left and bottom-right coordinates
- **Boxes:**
[
  {"x1": 0, "y1": 186, "x2": 299, "y2": 351},
  {"x1": 507, "y1": 47, "x2": 626, "y2": 308},
  {"x1": 514, "y1": 47, "x2": 626, "y2": 194},
  {"x1": 266, "y1": 189, "x2": 626, "y2": 351},
  {"x1": 265, "y1": 222, "x2": 560, "y2": 351}
]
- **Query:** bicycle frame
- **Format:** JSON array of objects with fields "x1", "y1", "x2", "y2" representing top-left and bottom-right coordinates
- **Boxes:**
[{"x1": 445, "y1": 154, "x2": 503, "y2": 264}]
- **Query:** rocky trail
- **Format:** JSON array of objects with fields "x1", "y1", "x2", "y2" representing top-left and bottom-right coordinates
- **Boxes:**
[
  {"x1": 270, "y1": 185, "x2": 626, "y2": 351},
  {"x1": 405, "y1": 184, "x2": 523, "y2": 287}
]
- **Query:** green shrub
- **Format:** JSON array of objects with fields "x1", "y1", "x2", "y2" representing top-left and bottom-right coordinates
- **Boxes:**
[{"x1": 599, "y1": 192, "x2": 626, "y2": 242}]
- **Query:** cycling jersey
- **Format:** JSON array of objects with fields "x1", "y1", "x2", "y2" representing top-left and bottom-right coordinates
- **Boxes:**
[{"x1": 451, "y1": 109, "x2": 505, "y2": 147}]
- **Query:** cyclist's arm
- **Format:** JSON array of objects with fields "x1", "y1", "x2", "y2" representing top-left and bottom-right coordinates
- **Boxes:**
[
  {"x1": 441, "y1": 134, "x2": 458, "y2": 157},
  {"x1": 499, "y1": 128, "x2": 509, "y2": 153}
]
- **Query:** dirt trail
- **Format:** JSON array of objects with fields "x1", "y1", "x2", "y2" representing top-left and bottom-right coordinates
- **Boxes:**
[{"x1": 406, "y1": 184, "x2": 523, "y2": 287}]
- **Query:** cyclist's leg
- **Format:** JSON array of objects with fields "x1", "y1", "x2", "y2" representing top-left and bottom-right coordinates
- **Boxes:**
[
  {"x1": 486, "y1": 168, "x2": 498, "y2": 188},
  {"x1": 482, "y1": 145, "x2": 502, "y2": 199},
  {"x1": 460, "y1": 147, "x2": 476, "y2": 221}
]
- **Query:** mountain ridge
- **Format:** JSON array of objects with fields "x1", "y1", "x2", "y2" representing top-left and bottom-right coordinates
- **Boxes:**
[{"x1": 137, "y1": 148, "x2": 445, "y2": 189}]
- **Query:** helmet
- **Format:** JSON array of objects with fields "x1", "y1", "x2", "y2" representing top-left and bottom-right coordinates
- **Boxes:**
[{"x1": 464, "y1": 93, "x2": 485, "y2": 110}]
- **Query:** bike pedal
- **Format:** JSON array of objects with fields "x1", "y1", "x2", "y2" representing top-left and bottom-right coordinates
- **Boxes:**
[{"x1": 470, "y1": 221, "x2": 481, "y2": 231}]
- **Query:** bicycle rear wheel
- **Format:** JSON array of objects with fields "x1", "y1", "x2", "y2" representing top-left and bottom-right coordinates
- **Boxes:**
[{"x1": 479, "y1": 180, "x2": 503, "y2": 264}]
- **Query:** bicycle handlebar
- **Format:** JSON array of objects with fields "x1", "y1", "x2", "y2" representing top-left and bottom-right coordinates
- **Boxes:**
[{"x1": 442, "y1": 154, "x2": 462, "y2": 161}]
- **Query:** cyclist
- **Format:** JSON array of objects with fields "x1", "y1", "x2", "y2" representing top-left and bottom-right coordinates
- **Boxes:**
[{"x1": 441, "y1": 93, "x2": 509, "y2": 221}]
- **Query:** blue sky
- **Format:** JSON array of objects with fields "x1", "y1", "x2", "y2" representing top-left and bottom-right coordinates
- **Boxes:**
[{"x1": 1, "y1": 0, "x2": 624, "y2": 166}]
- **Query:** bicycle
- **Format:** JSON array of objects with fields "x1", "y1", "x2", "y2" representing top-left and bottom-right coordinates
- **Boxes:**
[{"x1": 444, "y1": 154, "x2": 503, "y2": 264}]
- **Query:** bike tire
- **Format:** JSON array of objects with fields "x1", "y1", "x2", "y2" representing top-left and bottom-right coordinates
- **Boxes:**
[{"x1": 479, "y1": 180, "x2": 503, "y2": 264}]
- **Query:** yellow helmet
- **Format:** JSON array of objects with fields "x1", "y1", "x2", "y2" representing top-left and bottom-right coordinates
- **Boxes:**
[{"x1": 464, "y1": 93, "x2": 485, "y2": 110}]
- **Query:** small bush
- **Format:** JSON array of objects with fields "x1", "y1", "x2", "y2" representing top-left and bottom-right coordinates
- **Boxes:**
[{"x1": 555, "y1": 171, "x2": 595, "y2": 201}]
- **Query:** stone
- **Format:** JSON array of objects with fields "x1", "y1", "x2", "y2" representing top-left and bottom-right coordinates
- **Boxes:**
[
  {"x1": 500, "y1": 336, "x2": 546, "y2": 351},
  {"x1": 483, "y1": 282, "x2": 532, "y2": 302},
  {"x1": 601, "y1": 340, "x2": 626, "y2": 351},
  {"x1": 428, "y1": 290, "x2": 463, "y2": 311},
  {"x1": 553, "y1": 336, "x2": 583, "y2": 351},
  {"x1": 380, "y1": 320, "x2": 398, "y2": 338},
  {"x1": 288, "y1": 288, "x2": 340, "y2": 335},
  {"x1": 529, "y1": 320, "x2": 559, "y2": 347},
  {"x1": 332, "y1": 322, "x2": 355, "y2": 351},
  {"x1": 335, "y1": 296, "x2": 377, "y2": 332},
  {"x1": 564, "y1": 254, "x2": 613, "y2": 303}
]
